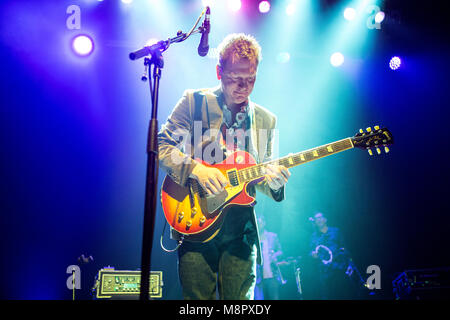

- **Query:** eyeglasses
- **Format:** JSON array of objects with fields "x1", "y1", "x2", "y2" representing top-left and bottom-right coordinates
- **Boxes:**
[{"x1": 221, "y1": 73, "x2": 256, "y2": 85}]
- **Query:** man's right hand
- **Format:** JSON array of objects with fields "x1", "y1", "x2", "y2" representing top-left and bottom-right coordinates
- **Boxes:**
[{"x1": 191, "y1": 163, "x2": 228, "y2": 195}]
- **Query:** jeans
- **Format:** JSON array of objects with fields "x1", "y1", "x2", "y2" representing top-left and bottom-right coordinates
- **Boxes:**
[{"x1": 178, "y1": 207, "x2": 258, "y2": 300}]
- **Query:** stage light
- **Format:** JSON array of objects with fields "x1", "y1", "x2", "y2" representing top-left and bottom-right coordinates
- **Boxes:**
[
  {"x1": 201, "y1": 0, "x2": 215, "y2": 7},
  {"x1": 286, "y1": 3, "x2": 296, "y2": 16},
  {"x1": 71, "y1": 34, "x2": 94, "y2": 57},
  {"x1": 330, "y1": 52, "x2": 344, "y2": 67},
  {"x1": 343, "y1": 7, "x2": 356, "y2": 21},
  {"x1": 389, "y1": 56, "x2": 401, "y2": 70},
  {"x1": 146, "y1": 38, "x2": 158, "y2": 46},
  {"x1": 121, "y1": 0, "x2": 133, "y2": 4},
  {"x1": 228, "y1": 0, "x2": 241, "y2": 12},
  {"x1": 375, "y1": 11, "x2": 385, "y2": 23},
  {"x1": 277, "y1": 52, "x2": 290, "y2": 64},
  {"x1": 259, "y1": 1, "x2": 271, "y2": 13}
]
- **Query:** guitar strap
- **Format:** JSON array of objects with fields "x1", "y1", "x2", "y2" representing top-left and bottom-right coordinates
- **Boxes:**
[
  {"x1": 193, "y1": 91, "x2": 211, "y2": 132},
  {"x1": 193, "y1": 91, "x2": 204, "y2": 124}
]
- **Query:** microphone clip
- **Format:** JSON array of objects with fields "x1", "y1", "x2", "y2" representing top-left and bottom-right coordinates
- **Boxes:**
[{"x1": 199, "y1": 7, "x2": 210, "y2": 34}]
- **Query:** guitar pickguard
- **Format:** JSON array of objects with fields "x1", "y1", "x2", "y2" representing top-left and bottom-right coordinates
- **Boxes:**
[
  {"x1": 205, "y1": 191, "x2": 228, "y2": 214},
  {"x1": 209, "y1": 183, "x2": 247, "y2": 212}
]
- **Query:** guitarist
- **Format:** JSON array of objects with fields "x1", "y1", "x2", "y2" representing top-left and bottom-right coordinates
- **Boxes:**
[{"x1": 158, "y1": 33, "x2": 290, "y2": 300}]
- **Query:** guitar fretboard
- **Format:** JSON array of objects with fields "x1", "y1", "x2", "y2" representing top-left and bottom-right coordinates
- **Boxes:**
[{"x1": 237, "y1": 138, "x2": 354, "y2": 183}]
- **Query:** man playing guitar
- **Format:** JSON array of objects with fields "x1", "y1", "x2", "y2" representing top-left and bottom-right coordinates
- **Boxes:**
[{"x1": 158, "y1": 33, "x2": 290, "y2": 300}]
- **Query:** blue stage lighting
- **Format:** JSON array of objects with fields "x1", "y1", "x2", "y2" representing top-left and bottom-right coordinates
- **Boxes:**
[
  {"x1": 277, "y1": 52, "x2": 291, "y2": 64},
  {"x1": 343, "y1": 7, "x2": 356, "y2": 21},
  {"x1": 389, "y1": 56, "x2": 401, "y2": 70},
  {"x1": 330, "y1": 52, "x2": 344, "y2": 67},
  {"x1": 375, "y1": 11, "x2": 385, "y2": 23},
  {"x1": 228, "y1": 0, "x2": 242, "y2": 12},
  {"x1": 259, "y1": 1, "x2": 271, "y2": 14},
  {"x1": 71, "y1": 34, "x2": 94, "y2": 57},
  {"x1": 286, "y1": 3, "x2": 295, "y2": 16}
]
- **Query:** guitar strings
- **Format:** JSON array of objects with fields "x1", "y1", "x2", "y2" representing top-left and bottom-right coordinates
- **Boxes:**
[
  {"x1": 237, "y1": 138, "x2": 353, "y2": 182},
  {"x1": 188, "y1": 138, "x2": 353, "y2": 192}
]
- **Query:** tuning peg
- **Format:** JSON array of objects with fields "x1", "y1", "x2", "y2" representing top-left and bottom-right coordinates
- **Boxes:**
[
  {"x1": 374, "y1": 125, "x2": 380, "y2": 130},
  {"x1": 366, "y1": 127, "x2": 372, "y2": 133},
  {"x1": 368, "y1": 149, "x2": 373, "y2": 156},
  {"x1": 359, "y1": 128, "x2": 364, "y2": 134},
  {"x1": 384, "y1": 146, "x2": 390, "y2": 153},
  {"x1": 376, "y1": 147, "x2": 381, "y2": 155}
]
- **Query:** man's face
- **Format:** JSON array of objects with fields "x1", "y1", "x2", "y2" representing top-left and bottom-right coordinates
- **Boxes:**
[
  {"x1": 314, "y1": 213, "x2": 327, "y2": 228},
  {"x1": 218, "y1": 59, "x2": 257, "y2": 106}
]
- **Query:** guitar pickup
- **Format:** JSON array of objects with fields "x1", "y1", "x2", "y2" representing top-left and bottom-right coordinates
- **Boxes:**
[{"x1": 226, "y1": 169, "x2": 239, "y2": 187}]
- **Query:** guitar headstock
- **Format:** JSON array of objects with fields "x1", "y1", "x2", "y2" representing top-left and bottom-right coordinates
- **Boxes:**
[{"x1": 352, "y1": 126, "x2": 394, "y2": 155}]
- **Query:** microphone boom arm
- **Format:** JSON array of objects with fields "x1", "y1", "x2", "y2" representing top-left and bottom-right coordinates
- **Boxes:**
[{"x1": 129, "y1": 7, "x2": 208, "y2": 61}]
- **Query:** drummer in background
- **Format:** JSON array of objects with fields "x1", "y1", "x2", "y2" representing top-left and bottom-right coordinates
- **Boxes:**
[{"x1": 254, "y1": 215, "x2": 284, "y2": 300}]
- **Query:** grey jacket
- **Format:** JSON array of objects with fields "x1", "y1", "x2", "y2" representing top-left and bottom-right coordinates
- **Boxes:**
[{"x1": 158, "y1": 86, "x2": 285, "y2": 263}]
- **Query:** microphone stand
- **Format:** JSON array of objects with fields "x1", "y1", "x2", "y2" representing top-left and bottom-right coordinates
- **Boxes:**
[{"x1": 129, "y1": 8, "x2": 208, "y2": 301}]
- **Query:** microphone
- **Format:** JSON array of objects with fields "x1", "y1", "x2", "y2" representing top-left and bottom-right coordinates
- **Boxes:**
[{"x1": 198, "y1": 7, "x2": 210, "y2": 57}]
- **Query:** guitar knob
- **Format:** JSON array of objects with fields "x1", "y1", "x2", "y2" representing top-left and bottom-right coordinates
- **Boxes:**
[
  {"x1": 366, "y1": 127, "x2": 372, "y2": 132},
  {"x1": 186, "y1": 220, "x2": 192, "y2": 228},
  {"x1": 368, "y1": 149, "x2": 373, "y2": 156},
  {"x1": 384, "y1": 146, "x2": 390, "y2": 153},
  {"x1": 178, "y1": 212, "x2": 184, "y2": 220},
  {"x1": 374, "y1": 125, "x2": 380, "y2": 130},
  {"x1": 199, "y1": 216, "x2": 206, "y2": 225},
  {"x1": 376, "y1": 147, "x2": 381, "y2": 155}
]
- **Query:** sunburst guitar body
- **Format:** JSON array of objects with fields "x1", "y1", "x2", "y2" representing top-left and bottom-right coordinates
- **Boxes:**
[{"x1": 161, "y1": 150, "x2": 261, "y2": 242}]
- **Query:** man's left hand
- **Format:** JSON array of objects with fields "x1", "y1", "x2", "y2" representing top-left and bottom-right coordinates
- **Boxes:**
[{"x1": 263, "y1": 164, "x2": 291, "y2": 191}]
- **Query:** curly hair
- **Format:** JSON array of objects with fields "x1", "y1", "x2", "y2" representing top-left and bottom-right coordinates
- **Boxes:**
[{"x1": 217, "y1": 33, "x2": 262, "y2": 69}]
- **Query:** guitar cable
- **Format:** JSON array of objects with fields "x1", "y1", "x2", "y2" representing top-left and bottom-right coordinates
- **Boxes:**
[{"x1": 160, "y1": 220, "x2": 184, "y2": 253}]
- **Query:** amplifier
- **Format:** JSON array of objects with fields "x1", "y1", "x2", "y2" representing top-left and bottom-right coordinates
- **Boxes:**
[
  {"x1": 93, "y1": 267, "x2": 163, "y2": 299},
  {"x1": 392, "y1": 267, "x2": 450, "y2": 300}
]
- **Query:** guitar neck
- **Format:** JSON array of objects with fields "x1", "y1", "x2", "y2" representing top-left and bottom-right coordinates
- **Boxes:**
[{"x1": 237, "y1": 137, "x2": 354, "y2": 183}]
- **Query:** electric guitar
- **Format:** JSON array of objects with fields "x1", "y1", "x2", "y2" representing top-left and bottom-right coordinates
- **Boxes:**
[{"x1": 161, "y1": 126, "x2": 393, "y2": 242}]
